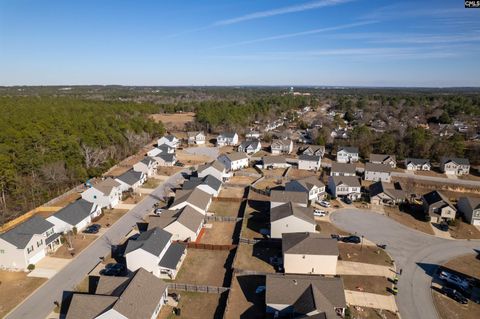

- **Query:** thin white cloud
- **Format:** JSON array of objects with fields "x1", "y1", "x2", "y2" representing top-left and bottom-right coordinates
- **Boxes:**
[
  {"x1": 326, "y1": 31, "x2": 480, "y2": 44},
  {"x1": 210, "y1": 20, "x2": 377, "y2": 49},
  {"x1": 214, "y1": 0, "x2": 354, "y2": 26}
]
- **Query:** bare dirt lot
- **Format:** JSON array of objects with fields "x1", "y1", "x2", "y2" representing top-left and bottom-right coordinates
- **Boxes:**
[
  {"x1": 176, "y1": 150, "x2": 213, "y2": 165},
  {"x1": 209, "y1": 200, "x2": 243, "y2": 217},
  {"x1": 233, "y1": 243, "x2": 277, "y2": 273},
  {"x1": 150, "y1": 112, "x2": 196, "y2": 130},
  {"x1": 338, "y1": 243, "x2": 393, "y2": 267},
  {"x1": 349, "y1": 306, "x2": 399, "y2": 319},
  {"x1": 227, "y1": 176, "x2": 258, "y2": 186},
  {"x1": 157, "y1": 166, "x2": 184, "y2": 176},
  {"x1": 287, "y1": 168, "x2": 319, "y2": 179},
  {"x1": 0, "y1": 271, "x2": 47, "y2": 317},
  {"x1": 433, "y1": 289, "x2": 480, "y2": 319},
  {"x1": 224, "y1": 274, "x2": 265, "y2": 319},
  {"x1": 261, "y1": 168, "x2": 287, "y2": 177},
  {"x1": 94, "y1": 209, "x2": 129, "y2": 228},
  {"x1": 316, "y1": 221, "x2": 350, "y2": 236},
  {"x1": 157, "y1": 290, "x2": 222, "y2": 319},
  {"x1": 52, "y1": 234, "x2": 97, "y2": 259},
  {"x1": 448, "y1": 220, "x2": 480, "y2": 240},
  {"x1": 342, "y1": 275, "x2": 391, "y2": 295},
  {"x1": 200, "y1": 221, "x2": 238, "y2": 245},
  {"x1": 174, "y1": 249, "x2": 231, "y2": 287},
  {"x1": 383, "y1": 206, "x2": 435, "y2": 235},
  {"x1": 443, "y1": 253, "x2": 480, "y2": 280},
  {"x1": 218, "y1": 186, "x2": 246, "y2": 199},
  {"x1": 253, "y1": 177, "x2": 284, "y2": 191}
]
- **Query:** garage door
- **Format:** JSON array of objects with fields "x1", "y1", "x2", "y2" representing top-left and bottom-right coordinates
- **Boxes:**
[
  {"x1": 473, "y1": 219, "x2": 480, "y2": 226},
  {"x1": 28, "y1": 250, "x2": 46, "y2": 265}
]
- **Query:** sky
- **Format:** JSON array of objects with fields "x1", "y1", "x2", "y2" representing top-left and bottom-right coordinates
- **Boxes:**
[{"x1": 0, "y1": 0, "x2": 479, "y2": 87}]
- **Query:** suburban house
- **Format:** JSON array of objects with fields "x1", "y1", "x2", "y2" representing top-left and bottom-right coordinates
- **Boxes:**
[
  {"x1": 369, "y1": 153, "x2": 397, "y2": 168},
  {"x1": 187, "y1": 131, "x2": 206, "y2": 145},
  {"x1": 147, "y1": 144, "x2": 175, "y2": 158},
  {"x1": 298, "y1": 155, "x2": 321, "y2": 171},
  {"x1": 218, "y1": 152, "x2": 249, "y2": 171},
  {"x1": 270, "y1": 202, "x2": 315, "y2": 238},
  {"x1": 369, "y1": 182, "x2": 405, "y2": 206},
  {"x1": 238, "y1": 139, "x2": 261, "y2": 154},
  {"x1": 270, "y1": 190, "x2": 309, "y2": 209},
  {"x1": 299, "y1": 145, "x2": 325, "y2": 157},
  {"x1": 157, "y1": 134, "x2": 180, "y2": 148},
  {"x1": 183, "y1": 174, "x2": 222, "y2": 197},
  {"x1": 336, "y1": 146, "x2": 359, "y2": 163},
  {"x1": 197, "y1": 160, "x2": 227, "y2": 181},
  {"x1": 327, "y1": 176, "x2": 361, "y2": 200},
  {"x1": 65, "y1": 268, "x2": 168, "y2": 319},
  {"x1": 458, "y1": 196, "x2": 480, "y2": 226},
  {"x1": 46, "y1": 199, "x2": 101, "y2": 233},
  {"x1": 81, "y1": 178, "x2": 122, "y2": 209},
  {"x1": 155, "y1": 153, "x2": 177, "y2": 167},
  {"x1": 0, "y1": 216, "x2": 61, "y2": 270},
  {"x1": 271, "y1": 139, "x2": 294, "y2": 155},
  {"x1": 216, "y1": 132, "x2": 239, "y2": 146},
  {"x1": 169, "y1": 188, "x2": 212, "y2": 214},
  {"x1": 405, "y1": 158, "x2": 431, "y2": 171},
  {"x1": 245, "y1": 130, "x2": 261, "y2": 140},
  {"x1": 115, "y1": 169, "x2": 146, "y2": 192},
  {"x1": 364, "y1": 163, "x2": 392, "y2": 182},
  {"x1": 124, "y1": 227, "x2": 186, "y2": 279},
  {"x1": 265, "y1": 274, "x2": 346, "y2": 318},
  {"x1": 133, "y1": 156, "x2": 157, "y2": 177},
  {"x1": 282, "y1": 232, "x2": 339, "y2": 275},
  {"x1": 285, "y1": 176, "x2": 325, "y2": 201},
  {"x1": 422, "y1": 190, "x2": 456, "y2": 223},
  {"x1": 263, "y1": 155, "x2": 290, "y2": 169},
  {"x1": 147, "y1": 206, "x2": 204, "y2": 241},
  {"x1": 330, "y1": 162, "x2": 356, "y2": 177},
  {"x1": 440, "y1": 157, "x2": 470, "y2": 176}
]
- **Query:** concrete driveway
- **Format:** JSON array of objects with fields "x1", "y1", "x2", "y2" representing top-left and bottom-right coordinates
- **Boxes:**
[
  {"x1": 28, "y1": 257, "x2": 71, "y2": 279},
  {"x1": 331, "y1": 208, "x2": 480, "y2": 319},
  {"x1": 337, "y1": 261, "x2": 395, "y2": 278},
  {"x1": 345, "y1": 290, "x2": 398, "y2": 313}
]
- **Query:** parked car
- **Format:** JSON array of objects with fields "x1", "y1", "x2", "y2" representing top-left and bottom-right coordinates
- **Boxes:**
[
  {"x1": 314, "y1": 210, "x2": 327, "y2": 217},
  {"x1": 439, "y1": 271, "x2": 469, "y2": 290},
  {"x1": 439, "y1": 222, "x2": 449, "y2": 232},
  {"x1": 342, "y1": 197, "x2": 353, "y2": 205},
  {"x1": 318, "y1": 200, "x2": 331, "y2": 208},
  {"x1": 342, "y1": 235, "x2": 361, "y2": 244},
  {"x1": 100, "y1": 263, "x2": 127, "y2": 276},
  {"x1": 441, "y1": 287, "x2": 468, "y2": 304},
  {"x1": 174, "y1": 162, "x2": 185, "y2": 167},
  {"x1": 154, "y1": 208, "x2": 163, "y2": 215},
  {"x1": 82, "y1": 224, "x2": 101, "y2": 234}
]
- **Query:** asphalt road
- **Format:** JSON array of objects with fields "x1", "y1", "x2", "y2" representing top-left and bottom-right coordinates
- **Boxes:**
[
  {"x1": 6, "y1": 170, "x2": 188, "y2": 319},
  {"x1": 391, "y1": 171, "x2": 480, "y2": 187},
  {"x1": 331, "y1": 209, "x2": 480, "y2": 319}
]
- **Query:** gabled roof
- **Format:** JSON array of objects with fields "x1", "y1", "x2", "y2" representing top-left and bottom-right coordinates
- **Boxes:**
[
  {"x1": 338, "y1": 146, "x2": 358, "y2": 154},
  {"x1": 369, "y1": 182, "x2": 405, "y2": 201},
  {"x1": 157, "y1": 153, "x2": 175, "y2": 162},
  {"x1": 298, "y1": 154, "x2": 321, "y2": 162},
  {"x1": 65, "y1": 294, "x2": 118, "y2": 319},
  {"x1": 92, "y1": 178, "x2": 121, "y2": 196},
  {"x1": 270, "y1": 190, "x2": 308, "y2": 204},
  {"x1": 270, "y1": 202, "x2": 314, "y2": 224},
  {"x1": 95, "y1": 276, "x2": 130, "y2": 296},
  {"x1": 441, "y1": 156, "x2": 470, "y2": 166},
  {"x1": 148, "y1": 206, "x2": 204, "y2": 233},
  {"x1": 218, "y1": 132, "x2": 237, "y2": 139},
  {"x1": 369, "y1": 153, "x2": 396, "y2": 163},
  {"x1": 160, "y1": 135, "x2": 178, "y2": 142},
  {"x1": 330, "y1": 176, "x2": 360, "y2": 187},
  {"x1": 197, "y1": 160, "x2": 226, "y2": 174},
  {"x1": 263, "y1": 155, "x2": 287, "y2": 165},
  {"x1": 331, "y1": 162, "x2": 356, "y2": 175},
  {"x1": 365, "y1": 163, "x2": 392, "y2": 173},
  {"x1": 301, "y1": 145, "x2": 325, "y2": 154},
  {"x1": 157, "y1": 144, "x2": 174, "y2": 153},
  {"x1": 423, "y1": 190, "x2": 454, "y2": 208},
  {"x1": 282, "y1": 232, "x2": 339, "y2": 256},
  {"x1": 285, "y1": 177, "x2": 324, "y2": 193},
  {"x1": 50, "y1": 199, "x2": 95, "y2": 226},
  {"x1": 124, "y1": 227, "x2": 172, "y2": 256},
  {"x1": 187, "y1": 131, "x2": 204, "y2": 138},
  {"x1": 405, "y1": 158, "x2": 430, "y2": 166},
  {"x1": 459, "y1": 196, "x2": 480, "y2": 210},
  {"x1": 140, "y1": 156, "x2": 155, "y2": 166},
  {"x1": 271, "y1": 139, "x2": 292, "y2": 148},
  {"x1": 221, "y1": 152, "x2": 248, "y2": 162},
  {"x1": 116, "y1": 169, "x2": 144, "y2": 186},
  {"x1": 239, "y1": 139, "x2": 260, "y2": 149},
  {"x1": 170, "y1": 188, "x2": 212, "y2": 211},
  {"x1": 0, "y1": 216, "x2": 54, "y2": 249},
  {"x1": 183, "y1": 175, "x2": 222, "y2": 192},
  {"x1": 158, "y1": 242, "x2": 186, "y2": 269}
]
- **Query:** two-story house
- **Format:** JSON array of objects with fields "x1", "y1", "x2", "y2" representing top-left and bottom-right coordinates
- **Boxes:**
[
  {"x1": 216, "y1": 132, "x2": 239, "y2": 146},
  {"x1": 81, "y1": 178, "x2": 122, "y2": 209},
  {"x1": 298, "y1": 155, "x2": 321, "y2": 171},
  {"x1": 270, "y1": 202, "x2": 315, "y2": 238},
  {"x1": 270, "y1": 139, "x2": 293, "y2": 155},
  {"x1": 285, "y1": 176, "x2": 325, "y2": 202},
  {"x1": 458, "y1": 196, "x2": 480, "y2": 226},
  {"x1": 218, "y1": 152, "x2": 249, "y2": 171},
  {"x1": 147, "y1": 206, "x2": 204, "y2": 242},
  {"x1": 422, "y1": 190, "x2": 456, "y2": 223},
  {"x1": 364, "y1": 163, "x2": 392, "y2": 183},
  {"x1": 440, "y1": 157, "x2": 470, "y2": 176},
  {"x1": 369, "y1": 154, "x2": 397, "y2": 168},
  {"x1": 115, "y1": 169, "x2": 146, "y2": 192},
  {"x1": 336, "y1": 146, "x2": 359, "y2": 163},
  {"x1": 263, "y1": 156, "x2": 290, "y2": 169},
  {"x1": 157, "y1": 134, "x2": 180, "y2": 148},
  {"x1": 197, "y1": 160, "x2": 227, "y2": 182},
  {"x1": 133, "y1": 156, "x2": 158, "y2": 177},
  {"x1": 330, "y1": 162, "x2": 356, "y2": 177},
  {"x1": 238, "y1": 139, "x2": 261, "y2": 155},
  {"x1": 187, "y1": 131, "x2": 206, "y2": 145},
  {"x1": 299, "y1": 145, "x2": 325, "y2": 157},
  {"x1": 327, "y1": 176, "x2": 361, "y2": 200},
  {"x1": 405, "y1": 158, "x2": 431, "y2": 171}
]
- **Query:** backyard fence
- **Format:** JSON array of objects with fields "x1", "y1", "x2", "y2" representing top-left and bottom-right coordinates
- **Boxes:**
[
  {"x1": 233, "y1": 269, "x2": 270, "y2": 276},
  {"x1": 177, "y1": 241, "x2": 237, "y2": 251},
  {"x1": 234, "y1": 171, "x2": 262, "y2": 178},
  {"x1": 213, "y1": 196, "x2": 244, "y2": 202},
  {"x1": 168, "y1": 283, "x2": 230, "y2": 294},
  {"x1": 238, "y1": 237, "x2": 262, "y2": 245},
  {"x1": 205, "y1": 215, "x2": 242, "y2": 222},
  {"x1": 249, "y1": 185, "x2": 270, "y2": 196}
]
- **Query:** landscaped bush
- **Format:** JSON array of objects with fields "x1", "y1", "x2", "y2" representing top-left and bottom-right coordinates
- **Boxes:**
[{"x1": 27, "y1": 264, "x2": 35, "y2": 271}]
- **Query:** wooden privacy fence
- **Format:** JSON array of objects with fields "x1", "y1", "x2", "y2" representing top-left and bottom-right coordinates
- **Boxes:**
[
  {"x1": 168, "y1": 283, "x2": 230, "y2": 294},
  {"x1": 205, "y1": 215, "x2": 242, "y2": 222},
  {"x1": 212, "y1": 196, "x2": 244, "y2": 202},
  {"x1": 239, "y1": 237, "x2": 261, "y2": 245},
  {"x1": 249, "y1": 186, "x2": 269, "y2": 196},
  {"x1": 176, "y1": 241, "x2": 237, "y2": 250}
]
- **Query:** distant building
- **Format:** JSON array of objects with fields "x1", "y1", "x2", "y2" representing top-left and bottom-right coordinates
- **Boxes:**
[
  {"x1": 187, "y1": 131, "x2": 206, "y2": 145},
  {"x1": 405, "y1": 158, "x2": 431, "y2": 171},
  {"x1": 369, "y1": 154, "x2": 397, "y2": 168},
  {"x1": 216, "y1": 132, "x2": 239, "y2": 146},
  {"x1": 364, "y1": 163, "x2": 392, "y2": 183},
  {"x1": 271, "y1": 139, "x2": 293, "y2": 155}
]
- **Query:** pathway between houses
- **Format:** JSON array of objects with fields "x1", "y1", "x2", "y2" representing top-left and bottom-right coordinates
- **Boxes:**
[{"x1": 337, "y1": 261, "x2": 395, "y2": 278}]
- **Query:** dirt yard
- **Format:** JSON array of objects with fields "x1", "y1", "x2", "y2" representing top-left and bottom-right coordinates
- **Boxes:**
[
  {"x1": 142, "y1": 178, "x2": 162, "y2": 189},
  {"x1": 338, "y1": 243, "x2": 393, "y2": 267},
  {"x1": 253, "y1": 177, "x2": 284, "y2": 191},
  {"x1": 0, "y1": 271, "x2": 47, "y2": 317},
  {"x1": 443, "y1": 253, "x2": 480, "y2": 279},
  {"x1": 218, "y1": 186, "x2": 246, "y2": 199},
  {"x1": 150, "y1": 112, "x2": 196, "y2": 130},
  {"x1": 224, "y1": 274, "x2": 265, "y2": 319},
  {"x1": 342, "y1": 275, "x2": 391, "y2": 295},
  {"x1": 227, "y1": 176, "x2": 258, "y2": 186},
  {"x1": 157, "y1": 166, "x2": 184, "y2": 176},
  {"x1": 157, "y1": 290, "x2": 222, "y2": 319},
  {"x1": 93, "y1": 209, "x2": 129, "y2": 228},
  {"x1": 233, "y1": 243, "x2": 277, "y2": 273},
  {"x1": 262, "y1": 168, "x2": 287, "y2": 177},
  {"x1": 383, "y1": 206, "x2": 435, "y2": 235},
  {"x1": 176, "y1": 150, "x2": 213, "y2": 165},
  {"x1": 200, "y1": 222, "x2": 238, "y2": 245},
  {"x1": 174, "y1": 249, "x2": 231, "y2": 287},
  {"x1": 209, "y1": 200, "x2": 243, "y2": 217},
  {"x1": 51, "y1": 234, "x2": 97, "y2": 259},
  {"x1": 448, "y1": 220, "x2": 480, "y2": 240},
  {"x1": 316, "y1": 221, "x2": 350, "y2": 236},
  {"x1": 241, "y1": 205, "x2": 269, "y2": 240},
  {"x1": 287, "y1": 168, "x2": 319, "y2": 179},
  {"x1": 349, "y1": 306, "x2": 399, "y2": 319},
  {"x1": 50, "y1": 192, "x2": 81, "y2": 207},
  {"x1": 433, "y1": 290, "x2": 480, "y2": 319}
]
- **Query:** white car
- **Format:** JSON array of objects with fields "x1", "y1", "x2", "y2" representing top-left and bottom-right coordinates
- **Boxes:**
[
  {"x1": 314, "y1": 210, "x2": 327, "y2": 217},
  {"x1": 318, "y1": 200, "x2": 331, "y2": 208}
]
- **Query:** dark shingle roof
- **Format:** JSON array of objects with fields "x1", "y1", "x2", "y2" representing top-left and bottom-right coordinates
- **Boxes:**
[
  {"x1": 369, "y1": 182, "x2": 405, "y2": 201},
  {"x1": 157, "y1": 153, "x2": 175, "y2": 162},
  {"x1": 365, "y1": 163, "x2": 392, "y2": 173},
  {"x1": 158, "y1": 242, "x2": 186, "y2": 269},
  {"x1": 270, "y1": 190, "x2": 308, "y2": 204},
  {"x1": 183, "y1": 175, "x2": 221, "y2": 192},
  {"x1": 50, "y1": 199, "x2": 95, "y2": 226},
  {"x1": 441, "y1": 156, "x2": 470, "y2": 166},
  {"x1": 282, "y1": 232, "x2": 339, "y2": 256},
  {"x1": 423, "y1": 190, "x2": 453, "y2": 207},
  {"x1": 0, "y1": 216, "x2": 54, "y2": 249},
  {"x1": 285, "y1": 177, "x2": 324, "y2": 193},
  {"x1": 270, "y1": 202, "x2": 314, "y2": 224},
  {"x1": 218, "y1": 132, "x2": 237, "y2": 139},
  {"x1": 330, "y1": 176, "x2": 360, "y2": 187},
  {"x1": 405, "y1": 158, "x2": 430, "y2": 166},
  {"x1": 65, "y1": 294, "x2": 118, "y2": 319},
  {"x1": 263, "y1": 155, "x2": 287, "y2": 165},
  {"x1": 116, "y1": 169, "x2": 143, "y2": 186},
  {"x1": 140, "y1": 156, "x2": 155, "y2": 166},
  {"x1": 170, "y1": 188, "x2": 212, "y2": 211},
  {"x1": 338, "y1": 146, "x2": 358, "y2": 154},
  {"x1": 148, "y1": 206, "x2": 204, "y2": 233},
  {"x1": 298, "y1": 154, "x2": 321, "y2": 162},
  {"x1": 331, "y1": 162, "x2": 356, "y2": 174},
  {"x1": 124, "y1": 227, "x2": 172, "y2": 256}
]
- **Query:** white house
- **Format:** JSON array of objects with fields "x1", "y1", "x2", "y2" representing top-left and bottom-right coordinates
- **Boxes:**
[
  {"x1": 133, "y1": 156, "x2": 157, "y2": 177},
  {"x1": 0, "y1": 216, "x2": 61, "y2": 270},
  {"x1": 216, "y1": 132, "x2": 239, "y2": 146},
  {"x1": 270, "y1": 202, "x2": 315, "y2": 239},
  {"x1": 125, "y1": 227, "x2": 186, "y2": 279},
  {"x1": 440, "y1": 157, "x2": 470, "y2": 176},
  {"x1": 282, "y1": 232, "x2": 339, "y2": 275},
  {"x1": 147, "y1": 206, "x2": 204, "y2": 242},
  {"x1": 187, "y1": 131, "x2": 206, "y2": 145},
  {"x1": 115, "y1": 169, "x2": 146, "y2": 192},
  {"x1": 155, "y1": 153, "x2": 177, "y2": 167},
  {"x1": 298, "y1": 155, "x2": 321, "y2": 171},
  {"x1": 81, "y1": 178, "x2": 122, "y2": 209},
  {"x1": 245, "y1": 130, "x2": 261, "y2": 140},
  {"x1": 458, "y1": 196, "x2": 480, "y2": 226},
  {"x1": 238, "y1": 139, "x2": 261, "y2": 154},
  {"x1": 300, "y1": 145, "x2": 325, "y2": 157},
  {"x1": 147, "y1": 144, "x2": 175, "y2": 157},
  {"x1": 157, "y1": 134, "x2": 180, "y2": 148},
  {"x1": 169, "y1": 188, "x2": 212, "y2": 214},
  {"x1": 218, "y1": 152, "x2": 249, "y2": 171},
  {"x1": 197, "y1": 160, "x2": 227, "y2": 181},
  {"x1": 270, "y1": 190, "x2": 309, "y2": 209},
  {"x1": 330, "y1": 162, "x2": 356, "y2": 177},
  {"x1": 328, "y1": 176, "x2": 361, "y2": 200},
  {"x1": 364, "y1": 163, "x2": 392, "y2": 183},
  {"x1": 405, "y1": 158, "x2": 431, "y2": 171},
  {"x1": 285, "y1": 176, "x2": 325, "y2": 201},
  {"x1": 369, "y1": 154, "x2": 397, "y2": 168},
  {"x1": 263, "y1": 156, "x2": 290, "y2": 169},
  {"x1": 271, "y1": 139, "x2": 293, "y2": 155},
  {"x1": 47, "y1": 199, "x2": 101, "y2": 233},
  {"x1": 336, "y1": 146, "x2": 359, "y2": 163},
  {"x1": 183, "y1": 175, "x2": 222, "y2": 197}
]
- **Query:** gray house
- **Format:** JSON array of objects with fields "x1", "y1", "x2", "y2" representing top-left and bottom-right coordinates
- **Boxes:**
[
  {"x1": 422, "y1": 190, "x2": 456, "y2": 223},
  {"x1": 369, "y1": 182, "x2": 405, "y2": 206},
  {"x1": 330, "y1": 162, "x2": 356, "y2": 177},
  {"x1": 457, "y1": 196, "x2": 480, "y2": 226},
  {"x1": 440, "y1": 157, "x2": 470, "y2": 176},
  {"x1": 369, "y1": 153, "x2": 397, "y2": 168},
  {"x1": 364, "y1": 163, "x2": 392, "y2": 182},
  {"x1": 47, "y1": 199, "x2": 101, "y2": 233},
  {"x1": 115, "y1": 169, "x2": 146, "y2": 192},
  {"x1": 299, "y1": 145, "x2": 325, "y2": 157}
]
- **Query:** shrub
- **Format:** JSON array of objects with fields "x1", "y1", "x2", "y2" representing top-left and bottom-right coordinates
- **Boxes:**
[
  {"x1": 72, "y1": 226, "x2": 78, "y2": 236},
  {"x1": 27, "y1": 264, "x2": 35, "y2": 271}
]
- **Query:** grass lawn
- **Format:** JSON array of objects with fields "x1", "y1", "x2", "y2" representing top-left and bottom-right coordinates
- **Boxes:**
[
  {"x1": 174, "y1": 249, "x2": 231, "y2": 286},
  {"x1": 342, "y1": 275, "x2": 391, "y2": 295},
  {"x1": 142, "y1": 178, "x2": 162, "y2": 189},
  {"x1": 448, "y1": 220, "x2": 480, "y2": 240},
  {"x1": 443, "y1": 253, "x2": 480, "y2": 280},
  {"x1": 432, "y1": 290, "x2": 480, "y2": 319},
  {"x1": 338, "y1": 243, "x2": 393, "y2": 267},
  {"x1": 52, "y1": 234, "x2": 97, "y2": 259},
  {"x1": 0, "y1": 271, "x2": 47, "y2": 317},
  {"x1": 200, "y1": 221, "x2": 238, "y2": 245},
  {"x1": 349, "y1": 306, "x2": 399, "y2": 319},
  {"x1": 93, "y1": 209, "x2": 129, "y2": 228},
  {"x1": 233, "y1": 243, "x2": 277, "y2": 273},
  {"x1": 383, "y1": 206, "x2": 434, "y2": 235},
  {"x1": 316, "y1": 221, "x2": 350, "y2": 236},
  {"x1": 224, "y1": 275, "x2": 265, "y2": 319},
  {"x1": 209, "y1": 200, "x2": 242, "y2": 217}
]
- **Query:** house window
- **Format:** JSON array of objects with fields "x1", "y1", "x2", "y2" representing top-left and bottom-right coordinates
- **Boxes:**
[
  {"x1": 0, "y1": 249, "x2": 5, "y2": 254},
  {"x1": 27, "y1": 245, "x2": 34, "y2": 254},
  {"x1": 37, "y1": 239, "x2": 43, "y2": 247}
]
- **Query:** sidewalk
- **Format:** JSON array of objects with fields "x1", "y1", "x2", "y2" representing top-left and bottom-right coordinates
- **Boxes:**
[
  {"x1": 345, "y1": 290, "x2": 398, "y2": 312},
  {"x1": 337, "y1": 261, "x2": 396, "y2": 278}
]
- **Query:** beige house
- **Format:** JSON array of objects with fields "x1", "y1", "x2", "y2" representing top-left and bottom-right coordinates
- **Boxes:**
[
  {"x1": 369, "y1": 182, "x2": 405, "y2": 206},
  {"x1": 271, "y1": 139, "x2": 293, "y2": 155},
  {"x1": 282, "y1": 232, "x2": 339, "y2": 275},
  {"x1": 263, "y1": 155, "x2": 290, "y2": 169},
  {"x1": 169, "y1": 188, "x2": 212, "y2": 214},
  {"x1": 187, "y1": 131, "x2": 206, "y2": 145},
  {"x1": 369, "y1": 153, "x2": 397, "y2": 168},
  {"x1": 422, "y1": 190, "x2": 456, "y2": 223},
  {"x1": 197, "y1": 160, "x2": 227, "y2": 181},
  {"x1": 270, "y1": 202, "x2": 315, "y2": 238},
  {"x1": 270, "y1": 190, "x2": 308, "y2": 209},
  {"x1": 440, "y1": 157, "x2": 470, "y2": 176},
  {"x1": 285, "y1": 176, "x2": 325, "y2": 201},
  {"x1": 147, "y1": 206, "x2": 204, "y2": 242}
]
